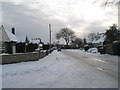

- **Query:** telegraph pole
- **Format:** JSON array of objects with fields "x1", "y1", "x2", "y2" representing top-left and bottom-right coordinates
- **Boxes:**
[{"x1": 49, "y1": 24, "x2": 52, "y2": 50}]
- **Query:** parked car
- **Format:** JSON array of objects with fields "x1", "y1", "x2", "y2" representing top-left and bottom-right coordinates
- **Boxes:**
[
  {"x1": 57, "y1": 48, "x2": 61, "y2": 51},
  {"x1": 87, "y1": 48, "x2": 98, "y2": 53}
]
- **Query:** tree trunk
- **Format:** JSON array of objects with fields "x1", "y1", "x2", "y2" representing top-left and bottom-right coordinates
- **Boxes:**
[
  {"x1": 64, "y1": 39, "x2": 68, "y2": 45},
  {"x1": 66, "y1": 42, "x2": 68, "y2": 45}
]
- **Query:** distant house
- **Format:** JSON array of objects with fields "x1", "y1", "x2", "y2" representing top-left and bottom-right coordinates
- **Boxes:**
[
  {"x1": 0, "y1": 25, "x2": 19, "y2": 53},
  {"x1": 86, "y1": 33, "x2": 106, "y2": 47},
  {"x1": 92, "y1": 33, "x2": 106, "y2": 47}
]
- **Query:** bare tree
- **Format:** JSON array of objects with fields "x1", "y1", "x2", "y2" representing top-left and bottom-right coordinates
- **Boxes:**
[
  {"x1": 105, "y1": 0, "x2": 120, "y2": 5},
  {"x1": 93, "y1": 0, "x2": 120, "y2": 6},
  {"x1": 56, "y1": 28, "x2": 76, "y2": 45}
]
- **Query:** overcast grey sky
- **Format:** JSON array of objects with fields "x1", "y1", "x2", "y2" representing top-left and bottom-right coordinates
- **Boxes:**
[{"x1": 1, "y1": 0, "x2": 118, "y2": 43}]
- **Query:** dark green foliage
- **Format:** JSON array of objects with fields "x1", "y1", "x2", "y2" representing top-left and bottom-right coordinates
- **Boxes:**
[
  {"x1": 42, "y1": 44, "x2": 54, "y2": 50},
  {"x1": 105, "y1": 24, "x2": 120, "y2": 44},
  {"x1": 98, "y1": 45, "x2": 106, "y2": 54},
  {"x1": 16, "y1": 42, "x2": 38, "y2": 53},
  {"x1": 113, "y1": 42, "x2": 120, "y2": 56}
]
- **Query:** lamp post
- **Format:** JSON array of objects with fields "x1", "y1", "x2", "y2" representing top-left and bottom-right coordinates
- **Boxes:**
[
  {"x1": 25, "y1": 36, "x2": 29, "y2": 53},
  {"x1": 38, "y1": 38, "x2": 42, "y2": 59},
  {"x1": 25, "y1": 42, "x2": 28, "y2": 53},
  {"x1": 39, "y1": 43, "x2": 43, "y2": 58}
]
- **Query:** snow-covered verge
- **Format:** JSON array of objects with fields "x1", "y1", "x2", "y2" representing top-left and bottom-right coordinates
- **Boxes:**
[
  {"x1": 1, "y1": 50, "x2": 118, "y2": 88},
  {"x1": 67, "y1": 49, "x2": 119, "y2": 63}
]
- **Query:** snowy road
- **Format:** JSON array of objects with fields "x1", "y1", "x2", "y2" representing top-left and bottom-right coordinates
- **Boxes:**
[
  {"x1": 62, "y1": 50, "x2": 118, "y2": 80},
  {"x1": 2, "y1": 50, "x2": 118, "y2": 88}
]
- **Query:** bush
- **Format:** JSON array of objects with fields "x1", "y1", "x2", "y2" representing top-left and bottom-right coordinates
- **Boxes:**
[
  {"x1": 84, "y1": 45, "x2": 91, "y2": 51},
  {"x1": 16, "y1": 43, "x2": 38, "y2": 53},
  {"x1": 113, "y1": 42, "x2": 120, "y2": 56},
  {"x1": 98, "y1": 46, "x2": 106, "y2": 54}
]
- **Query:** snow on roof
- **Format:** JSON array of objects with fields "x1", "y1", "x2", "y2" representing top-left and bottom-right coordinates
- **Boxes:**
[
  {"x1": 92, "y1": 33, "x2": 106, "y2": 44},
  {"x1": 30, "y1": 39, "x2": 40, "y2": 44},
  {"x1": 0, "y1": 25, "x2": 19, "y2": 42},
  {"x1": 85, "y1": 33, "x2": 106, "y2": 44},
  {"x1": 5, "y1": 30, "x2": 19, "y2": 42},
  {"x1": 86, "y1": 39, "x2": 92, "y2": 43}
]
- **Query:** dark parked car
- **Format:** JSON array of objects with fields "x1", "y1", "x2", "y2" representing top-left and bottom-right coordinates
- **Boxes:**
[{"x1": 57, "y1": 48, "x2": 61, "y2": 51}]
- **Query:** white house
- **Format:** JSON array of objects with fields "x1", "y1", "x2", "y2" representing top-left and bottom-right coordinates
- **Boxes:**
[
  {"x1": 92, "y1": 33, "x2": 106, "y2": 47},
  {"x1": 0, "y1": 25, "x2": 19, "y2": 53},
  {"x1": 86, "y1": 33, "x2": 106, "y2": 47}
]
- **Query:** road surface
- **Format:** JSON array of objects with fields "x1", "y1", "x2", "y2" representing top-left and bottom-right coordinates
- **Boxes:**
[
  {"x1": 62, "y1": 50, "x2": 118, "y2": 80},
  {"x1": 2, "y1": 50, "x2": 118, "y2": 88}
]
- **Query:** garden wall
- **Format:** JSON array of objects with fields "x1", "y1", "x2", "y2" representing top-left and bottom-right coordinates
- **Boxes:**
[
  {"x1": 106, "y1": 44, "x2": 114, "y2": 55},
  {"x1": 0, "y1": 51, "x2": 47, "y2": 64},
  {"x1": 105, "y1": 42, "x2": 120, "y2": 56}
]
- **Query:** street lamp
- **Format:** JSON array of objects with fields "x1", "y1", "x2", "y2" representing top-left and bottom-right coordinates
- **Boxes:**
[
  {"x1": 25, "y1": 42, "x2": 28, "y2": 53},
  {"x1": 37, "y1": 38, "x2": 42, "y2": 59},
  {"x1": 25, "y1": 36, "x2": 29, "y2": 53},
  {"x1": 38, "y1": 43, "x2": 43, "y2": 58}
]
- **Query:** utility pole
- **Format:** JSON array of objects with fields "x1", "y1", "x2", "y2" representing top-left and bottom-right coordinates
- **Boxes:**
[{"x1": 49, "y1": 24, "x2": 52, "y2": 50}]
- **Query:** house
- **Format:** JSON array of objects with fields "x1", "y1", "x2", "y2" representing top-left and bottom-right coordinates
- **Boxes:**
[
  {"x1": 86, "y1": 33, "x2": 106, "y2": 47},
  {"x1": 0, "y1": 25, "x2": 19, "y2": 54},
  {"x1": 92, "y1": 33, "x2": 106, "y2": 47}
]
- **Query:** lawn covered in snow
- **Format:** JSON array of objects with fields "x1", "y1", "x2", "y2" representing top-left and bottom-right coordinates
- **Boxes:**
[{"x1": 2, "y1": 50, "x2": 118, "y2": 88}]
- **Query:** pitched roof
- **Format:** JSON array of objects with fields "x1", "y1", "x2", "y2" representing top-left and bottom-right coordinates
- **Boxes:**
[
  {"x1": 92, "y1": 33, "x2": 106, "y2": 44},
  {"x1": 86, "y1": 33, "x2": 106, "y2": 44},
  {"x1": 0, "y1": 25, "x2": 19, "y2": 42}
]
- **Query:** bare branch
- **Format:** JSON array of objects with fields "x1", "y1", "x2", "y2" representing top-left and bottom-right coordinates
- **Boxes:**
[{"x1": 56, "y1": 28, "x2": 76, "y2": 45}]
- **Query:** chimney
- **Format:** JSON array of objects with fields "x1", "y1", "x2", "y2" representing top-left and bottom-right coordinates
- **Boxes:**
[{"x1": 12, "y1": 28, "x2": 15, "y2": 35}]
